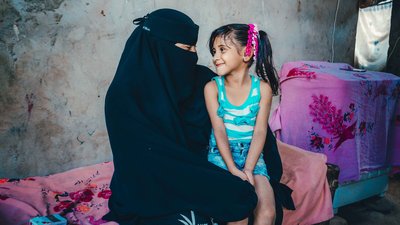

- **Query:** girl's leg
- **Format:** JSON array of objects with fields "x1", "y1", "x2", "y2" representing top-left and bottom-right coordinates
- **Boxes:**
[
  {"x1": 253, "y1": 175, "x2": 275, "y2": 225},
  {"x1": 227, "y1": 218, "x2": 248, "y2": 225}
]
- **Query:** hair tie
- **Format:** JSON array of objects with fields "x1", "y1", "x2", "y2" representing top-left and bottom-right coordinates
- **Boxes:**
[
  {"x1": 133, "y1": 14, "x2": 149, "y2": 25},
  {"x1": 245, "y1": 23, "x2": 259, "y2": 60}
]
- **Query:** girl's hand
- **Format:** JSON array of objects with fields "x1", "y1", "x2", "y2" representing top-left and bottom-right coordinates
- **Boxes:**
[
  {"x1": 230, "y1": 168, "x2": 249, "y2": 182},
  {"x1": 243, "y1": 168, "x2": 255, "y2": 186}
]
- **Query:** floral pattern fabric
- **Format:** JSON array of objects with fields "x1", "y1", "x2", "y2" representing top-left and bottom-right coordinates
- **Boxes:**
[
  {"x1": 0, "y1": 162, "x2": 217, "y2": 225},
  {"x1": 0, "y1": 162, "x2": 116, "y2": 225},
  {"x1": 0, "y1": 153, "x2": 333, "y2": 225},
  {"x1": 270, "y1": 61, "x2": 400, "y2": 183}
]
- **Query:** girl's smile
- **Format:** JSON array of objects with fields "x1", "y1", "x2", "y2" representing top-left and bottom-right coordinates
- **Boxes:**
[{"x1": 211, "y1": 36, "x2": 247, "y2": 76}]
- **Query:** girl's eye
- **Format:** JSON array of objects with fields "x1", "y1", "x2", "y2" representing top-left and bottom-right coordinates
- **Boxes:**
[
  {"x1": 211, "y1": 49, "x2": 216, "y2": 56},
  {"x1": 219, "y1": 47, "x2": 225, "y2": 52}
]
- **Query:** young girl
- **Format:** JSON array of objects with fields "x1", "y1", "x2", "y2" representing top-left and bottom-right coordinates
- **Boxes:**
[{"x1": 204, "y1": 24, "x2": 279, "y2": 225}]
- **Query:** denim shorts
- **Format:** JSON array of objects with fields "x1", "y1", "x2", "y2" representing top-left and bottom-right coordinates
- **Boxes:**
[{"x1": 207, "y1": 142, "x2": 270, "y2": 180}]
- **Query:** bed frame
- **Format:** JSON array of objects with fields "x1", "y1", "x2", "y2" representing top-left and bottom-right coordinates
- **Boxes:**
[{"x1": 328, "y1": 164, "x2": 390, "y2": 213}]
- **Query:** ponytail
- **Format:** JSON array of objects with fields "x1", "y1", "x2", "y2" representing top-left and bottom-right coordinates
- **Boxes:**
[{"x1": 256, "y1": 30, "x2": 279, "y2": 95}]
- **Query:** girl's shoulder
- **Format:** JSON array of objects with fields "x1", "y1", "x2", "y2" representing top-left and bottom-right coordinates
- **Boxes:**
[
  {"x1": 259, "y1": 80, "x2": 273, "y2": 98},
  {"x1": 204, "y1": 79, "x2": 218, "y2": 94},
  {"x1": 211, "y1": 75, "x2": 223, "y2": 82},
  {"x1": 249, "y1": 74, "x2": 272, "y2": 97},
  {"x1": 210, "y1": 76, "x2": 224, "y2": 88},
  {"x1": 250, "y1": 74, "x2": 271, "y2": 88},
  {"x1": 250, "y1": 74, "x2": 260, "y2": 80}
]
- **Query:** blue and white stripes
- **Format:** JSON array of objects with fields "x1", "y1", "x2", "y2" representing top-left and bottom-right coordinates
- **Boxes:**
[{"x1": 209, "y1": 75, "x2": 261, "y2": 146}]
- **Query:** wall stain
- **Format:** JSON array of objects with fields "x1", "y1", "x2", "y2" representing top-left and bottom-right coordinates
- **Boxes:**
[
  {"x1": 77, "y1": 135, "x2": 85, "y2": 145},
  {"x1": 54, "y1": 13, "x2": 62, "y2": 24},
  {"x1": 297, "y1": 0, "x2": 301, "y2": 13},
  {"x1": 88, "y1": 129, "x2": 95, "y2": 136},
  {"x1": 25, "y1": 93, "x2": 34, "y2": 120},
  {"x1": 25, "y1": 0, "x2": 65, "y2": 13},
  {"x1": 33, "y1": 119, "x2": 64, "y2": 151},
  {"x1": 9, "y1": 125, "x2": 27, "y2": 137}
]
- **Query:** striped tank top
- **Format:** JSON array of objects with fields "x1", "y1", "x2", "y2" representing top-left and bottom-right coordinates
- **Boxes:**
[{"x1": 209, "y1": 75, "x2": 261, "y2": 147}]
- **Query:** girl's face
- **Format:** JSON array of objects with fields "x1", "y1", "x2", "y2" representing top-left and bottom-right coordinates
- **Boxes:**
[{"x1": 211, "y1": 36, "x2": 247, "y2": 76}]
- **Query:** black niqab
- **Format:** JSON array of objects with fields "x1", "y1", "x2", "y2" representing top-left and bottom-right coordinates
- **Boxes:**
[{"x1": 103, "y1": 9, "x2": 259, "y2": 224}]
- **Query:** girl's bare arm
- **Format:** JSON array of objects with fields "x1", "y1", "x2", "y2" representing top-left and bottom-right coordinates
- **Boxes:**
[
  {"x1": 244, "y1": 81, "x2": 273, "y2": 172},
  {"x1": 204, "y1": 81, "x2": 237, "y2": 171}
]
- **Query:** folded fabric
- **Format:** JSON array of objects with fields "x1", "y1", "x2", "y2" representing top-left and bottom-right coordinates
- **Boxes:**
[{"x1": 278, "y1": 140, "x2": 334, "y2": 225}]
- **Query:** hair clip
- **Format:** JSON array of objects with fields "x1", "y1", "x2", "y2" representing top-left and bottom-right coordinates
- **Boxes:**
[{"x1": 245, "y1": 23, "x2": 259, "y2": 60}]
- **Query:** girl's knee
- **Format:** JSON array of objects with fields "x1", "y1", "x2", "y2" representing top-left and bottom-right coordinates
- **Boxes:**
[{"x1": 262, "y1": 208, "x2": 275, "y2": 219}]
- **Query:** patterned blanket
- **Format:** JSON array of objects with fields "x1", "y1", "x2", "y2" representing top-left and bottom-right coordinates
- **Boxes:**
[
  {"x1": 270, "y1": 61, "x2": 400, "y2": 183},
  {"x1": 0, "y1": 142, "x2": 333, "y2": 225}
]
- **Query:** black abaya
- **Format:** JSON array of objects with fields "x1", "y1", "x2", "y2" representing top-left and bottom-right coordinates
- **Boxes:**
[{"x1": 103, "y1": 9, "x2": 257, "y2": 224}]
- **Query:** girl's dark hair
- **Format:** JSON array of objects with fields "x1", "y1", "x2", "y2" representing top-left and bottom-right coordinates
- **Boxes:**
[{"x1": 208, "y1": 24, "x2": 279, "y2": 95}]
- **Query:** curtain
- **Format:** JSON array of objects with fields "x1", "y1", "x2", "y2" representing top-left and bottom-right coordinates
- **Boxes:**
[{"x1": 354, "y1": 1, "x2": 392, "y2": 71}]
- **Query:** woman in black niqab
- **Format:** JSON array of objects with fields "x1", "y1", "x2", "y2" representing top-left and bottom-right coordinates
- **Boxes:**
[{"x1": 102, "y1": 8, "x2": 258, "y2": 224}]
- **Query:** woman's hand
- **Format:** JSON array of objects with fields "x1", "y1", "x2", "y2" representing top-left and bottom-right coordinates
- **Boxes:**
[
  {"x1": 243, "y1": 168, "x2": 255, "y2": 186},
  {"x1": 230, "y1": 168, "x2": 249, "y2": 182}
]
